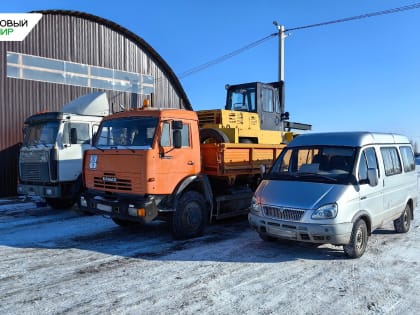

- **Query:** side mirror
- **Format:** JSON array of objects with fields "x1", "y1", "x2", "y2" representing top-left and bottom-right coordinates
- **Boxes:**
[
  {"x1": 172, "y1": 120, "x2": 183, "y2": 130},
  {"x1": 92, "y1": 132, "x2": 97, "y2": 145},
  {"x1": 367, "y1": 168, "x2": 378, "y2": 187},
  {"x1": 70, "y1": 127, "x2": 78, "y2": 144},
  {"x1": 260, "y1": 164, "x2": 267, "y2": 177},
  {"x1": 22, "y1": 126, "x2": 29, "y2": 143},
  {"x1": 173, "y1": 130, "x2": 182, "y2": 148}
]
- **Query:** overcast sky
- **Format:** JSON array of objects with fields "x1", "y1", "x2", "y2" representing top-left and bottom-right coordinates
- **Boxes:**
[{"x1": 5, "y1": 0, "x2": 420, "y2": 144}]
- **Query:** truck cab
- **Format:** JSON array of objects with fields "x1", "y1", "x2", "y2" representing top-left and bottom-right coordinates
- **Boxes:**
[
  {"x1": 80, "y1": 108, "x2": 207, "y2": 238},
  {"x1": 18, "y1": 92, "x2": 109, "y2": 209}
]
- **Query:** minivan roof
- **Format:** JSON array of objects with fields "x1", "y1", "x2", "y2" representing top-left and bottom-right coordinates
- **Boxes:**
[{"x1": 289, "y1": 132, "x2": 410, "y2": 147}]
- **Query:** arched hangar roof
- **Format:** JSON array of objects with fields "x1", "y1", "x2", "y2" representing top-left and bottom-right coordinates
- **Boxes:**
[{"x1": 33, "y1": 9, "x2": 192, "y2": 110}]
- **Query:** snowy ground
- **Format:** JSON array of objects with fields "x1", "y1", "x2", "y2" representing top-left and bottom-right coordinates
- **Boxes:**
[{"x1": 0, "y1": 196, "x2": 419, "y2": 315}]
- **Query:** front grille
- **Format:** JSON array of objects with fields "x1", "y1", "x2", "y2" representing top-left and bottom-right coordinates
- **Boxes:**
[
  {"x1": 93, "y1": 175, "x2": 132, "y2": 191},
  {"x1": 20, "y1": 162, "x2": 50, "y2": 181},
  {"x1": 20, "y1": 150, "x2": 45, "y2": 162},
  {"x1": 263, "y1": 205, "x2": 305, "y2": 222}
]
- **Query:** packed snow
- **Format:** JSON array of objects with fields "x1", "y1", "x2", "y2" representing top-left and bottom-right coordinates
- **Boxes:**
[{"x1": 0, "y1": 194, "x2": 419, "y2": 314}]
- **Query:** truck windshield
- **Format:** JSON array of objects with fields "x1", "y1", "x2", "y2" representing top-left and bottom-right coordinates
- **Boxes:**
[
  {"x1": 225, "y1": 86, "x2": 256, "y2": 112},
  {"x1": 268, "y1": 146, "x2": 357, "y2": 184},
  {"x1": 23, "y1": 121, "x2": 59, "y2": 146},
  {"x1": 95, "y1": 117, "x2": 158, "y2": 148}
]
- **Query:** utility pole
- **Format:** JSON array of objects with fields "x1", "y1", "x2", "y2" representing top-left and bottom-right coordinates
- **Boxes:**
[
  {"x1": 273, "y1": 21, "x2": 286, "y2": 83},
  {"x1": 273, "y1": 21, "x2": 288, "y2": 129}
]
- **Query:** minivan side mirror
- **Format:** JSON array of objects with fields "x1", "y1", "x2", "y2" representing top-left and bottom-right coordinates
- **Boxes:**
[{"x1": 367, "y1": 168, "x2": 378, "y2": 187}]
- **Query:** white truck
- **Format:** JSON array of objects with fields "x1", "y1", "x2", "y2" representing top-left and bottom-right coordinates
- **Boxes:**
[{"x1": 18, "y1": 92, "x2": 109, "y2": 209}]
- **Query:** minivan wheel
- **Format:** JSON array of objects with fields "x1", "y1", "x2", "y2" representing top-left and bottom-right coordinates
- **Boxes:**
[
  {"x1": 393, "y1": 204, "x2": 411, "y2": 233},
  {"x1": 344, "y1": 219, "x2": 368, "y2": 258}
]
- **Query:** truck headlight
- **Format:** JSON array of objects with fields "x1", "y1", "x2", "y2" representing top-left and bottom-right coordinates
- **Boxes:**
[
  {"x1": 312, "y1": 203, "x2": 338, "y2": 219},
  {"x1": 80, "y1": 196, "x2": 87, "y2": 208},
  {"x1": 250, "y1": 196, "x2": 262, "y2": 215},
  {"x1": 39, "y1": 151, "x2": 48, "y2": 162}
]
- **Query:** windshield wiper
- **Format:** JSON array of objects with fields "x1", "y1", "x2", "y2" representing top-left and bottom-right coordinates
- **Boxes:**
[
  {"x1": 36, "y1": 140, "x2": 49, "y2": 147},
  {"x1": 296, "y1": 172, "x2": 338, "y2": 182},
  {"x1": 93, "y1": 145, "x2": 104, "y2": 152},
  {"x1": 267, "y1": 173, "x2": 297, "y2": 180}
]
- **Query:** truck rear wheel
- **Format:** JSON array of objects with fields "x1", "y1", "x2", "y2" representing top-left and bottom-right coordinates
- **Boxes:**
[
  {"x1": 45, "y1": 197, "x2": 76, "y2": 209},
  {"x1": 171, "y1": 191, "x2": 207, "y2": 239},
  {"x1": 200, "y1": 128, "x2": 229, "y2": 144}
]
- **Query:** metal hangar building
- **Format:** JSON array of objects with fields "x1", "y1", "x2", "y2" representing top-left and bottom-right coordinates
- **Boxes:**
[{"x1": 0, "y1": 10, "x2": 191, "y2": 197}]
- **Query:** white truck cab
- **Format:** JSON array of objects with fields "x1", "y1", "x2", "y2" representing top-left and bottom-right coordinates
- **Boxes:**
[
  {"x1": 18, "y1": 92, "x2": 109, "y2": 209},
  {"x1": 249, "y1": 132, "x2": 417, "y2": 258}
]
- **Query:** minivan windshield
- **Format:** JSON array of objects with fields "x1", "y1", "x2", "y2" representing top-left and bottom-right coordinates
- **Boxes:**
[
  {"x1": 95, "y1": 117, "x2": 158, "y2": 148},
  {"x1": 268, "y1": 146, "x2": 357, "y2": 184}
]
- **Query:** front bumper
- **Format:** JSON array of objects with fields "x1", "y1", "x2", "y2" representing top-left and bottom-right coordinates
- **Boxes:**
[
  {"x1": 80, "y1": 191, "x2": 162, "y2": 223},
  {"x1": 18, "y1": 183, "x2": 61, "y2": 198},
  {"x1": 248, "y1": 212, "x2": 353, "y2": 245}
]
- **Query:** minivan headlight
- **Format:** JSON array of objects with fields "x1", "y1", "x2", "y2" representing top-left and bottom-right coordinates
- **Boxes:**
[
  {"x1": 250, "y1": 196, "x2": 262, "y2": 215},
  {"x1": 312, "y1": 203, "x2": 338, "y2": 219}
]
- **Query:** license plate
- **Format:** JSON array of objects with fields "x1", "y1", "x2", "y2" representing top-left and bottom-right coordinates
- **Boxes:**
[
  {"x1": 267, "y1": 226, "x2": 297, "y2": 239},
  {"x1": 97, "y1": 203, "x2": 112, "y2": 212}
]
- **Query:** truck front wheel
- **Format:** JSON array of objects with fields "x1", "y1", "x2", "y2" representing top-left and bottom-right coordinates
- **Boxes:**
[
  {"x1": 45, "y1": 197, "x2": 76, "y2": 209},
  {"x1": 171, "y1": 191, "x2": 207, "y2": 239}
]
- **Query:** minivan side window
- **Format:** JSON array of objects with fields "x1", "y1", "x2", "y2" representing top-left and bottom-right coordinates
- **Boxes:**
[
  {"x1": 380, "y1": 147, "x2": 402, "y2": 176},
  {"x1": 358, "y1": 147, "x2": 379, "y2": 182},
  {"x1": 399, "y1": 146, "x2": 415, "y2": 172}
]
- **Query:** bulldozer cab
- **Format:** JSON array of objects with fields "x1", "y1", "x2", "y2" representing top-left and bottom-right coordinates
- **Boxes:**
[{"x1": 225, "y1": 82, "x2": 285, "y2": 132}]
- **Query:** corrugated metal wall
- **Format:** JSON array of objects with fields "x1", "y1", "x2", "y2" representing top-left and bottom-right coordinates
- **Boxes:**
[{"x1": 0, "y1": 11, "x2": 191, "y2": 197}]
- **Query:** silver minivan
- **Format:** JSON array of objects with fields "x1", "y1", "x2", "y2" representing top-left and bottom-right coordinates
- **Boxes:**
[{"x1": 249, "y1": 132, "x2": 417, "y2": 258}]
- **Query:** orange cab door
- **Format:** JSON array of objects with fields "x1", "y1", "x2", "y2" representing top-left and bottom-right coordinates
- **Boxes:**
[{"x1": 153, "y1": 120, "x2": 200, "y2": 194}]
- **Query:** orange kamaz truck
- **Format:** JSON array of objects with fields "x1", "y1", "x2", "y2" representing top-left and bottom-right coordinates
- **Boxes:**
[{"x1": 79, "y1": 107, "x2": 285, "y2": 239}]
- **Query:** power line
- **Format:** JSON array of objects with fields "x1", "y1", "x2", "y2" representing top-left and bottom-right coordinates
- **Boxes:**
[
  {"x1": 285, "y1": 2, "x2": 420, "y2": 31},
  {"x1": 178, "y1": 33, "x2": 276, "y2": 79},
  {"x1": 179, "y1": 3, "x2": 420, "y2": 78}
]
